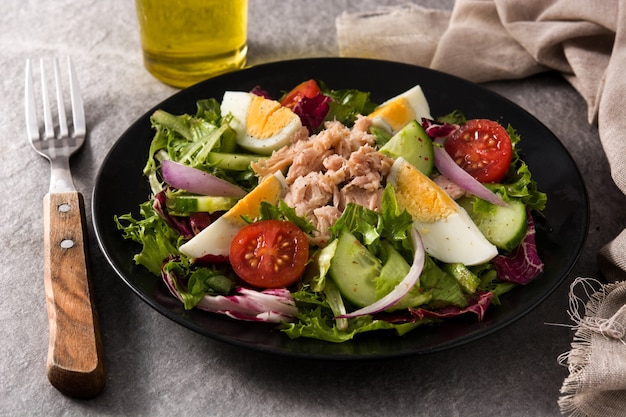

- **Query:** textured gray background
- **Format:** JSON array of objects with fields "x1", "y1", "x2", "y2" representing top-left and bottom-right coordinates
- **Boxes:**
[{"x1": 2, "y1": 1, "x2": 625, "y2": 416}]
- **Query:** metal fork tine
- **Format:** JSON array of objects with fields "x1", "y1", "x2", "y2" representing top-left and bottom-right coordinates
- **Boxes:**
[
  {"x1": 68, "y1": 57, "x2": 85, "y2": 139},
  {"x1": 54, "y1": 58, "x2": 69, "y2": 139},
  {"x1": 25, "y1": 59, "x2": 39, "y2": 143},
  {"x1": 40, "y1": 59, "x2": 55, "y2": 141}
]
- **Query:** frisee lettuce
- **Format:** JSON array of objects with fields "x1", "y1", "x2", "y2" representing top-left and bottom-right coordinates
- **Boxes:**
[
  {"x1": 114, "y1": 200, "x2": 182, "y2": 275},
  {"x1": 491, "y1": 125, "x2": 546, "y2": 211}
]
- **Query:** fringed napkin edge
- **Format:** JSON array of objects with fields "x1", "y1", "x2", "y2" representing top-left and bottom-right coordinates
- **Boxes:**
[{"x1": 558, "y1": 277, "x2": 626, "y2": 416}]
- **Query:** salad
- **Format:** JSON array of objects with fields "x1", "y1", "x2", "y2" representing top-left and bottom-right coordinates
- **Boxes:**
[{"x1": 116, "y1": 79, "x2": 547, "y2": 343}]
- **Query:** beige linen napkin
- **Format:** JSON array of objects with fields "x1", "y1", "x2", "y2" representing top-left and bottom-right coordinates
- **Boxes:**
[{"x1": 338, "y1": 1, "x2": 626, "y2": 416}]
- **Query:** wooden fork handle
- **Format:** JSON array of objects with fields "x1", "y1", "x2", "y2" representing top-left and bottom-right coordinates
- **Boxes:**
[{"x1": 43, "y1": 191, "x2": 105, "y2": 399}]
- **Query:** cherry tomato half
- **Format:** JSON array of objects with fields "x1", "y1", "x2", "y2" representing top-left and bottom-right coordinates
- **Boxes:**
[
  {"x1": 229, "y1": 220, "x2": 309, "y2": 289},
  {"x1": 280, "y1": 79, "x2": 322, "y2": 109},
  {"x1": 444, "y1": 119, "x2": 513, "y2": 183}
]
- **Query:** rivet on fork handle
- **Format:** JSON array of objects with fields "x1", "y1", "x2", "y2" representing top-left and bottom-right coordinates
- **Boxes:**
[{"x1": 43, "y1": 191, "x2": 105, "y2": 399}]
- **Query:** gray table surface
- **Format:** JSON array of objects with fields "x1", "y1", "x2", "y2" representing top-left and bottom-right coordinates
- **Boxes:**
[{"x1": 3, "y1": 1, "x2": 625, "y2": 416}]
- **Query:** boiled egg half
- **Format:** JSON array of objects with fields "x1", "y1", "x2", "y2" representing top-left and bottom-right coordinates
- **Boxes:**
[
  {"x1": 221, "y1": 91, "x2": 303, "y2": 155},
  {"x1": 368, "y1": 85, "x2": 432, "y2": 134},
  {"x1": 388, "y1": 157, "x2": 498, "y2": 265},
  {"x1": 179, "y1": 171, "x2": 288, "y2": 259}
]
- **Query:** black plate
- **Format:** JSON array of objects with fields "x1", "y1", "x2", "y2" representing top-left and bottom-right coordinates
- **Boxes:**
[{"x1": 92, "y1": 58, "x2": 588, "y2": 359}]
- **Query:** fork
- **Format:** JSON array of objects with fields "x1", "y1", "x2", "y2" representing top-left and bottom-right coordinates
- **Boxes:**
[{"x1": 25, "y1": 58, "x2": 105, "y2": 399}]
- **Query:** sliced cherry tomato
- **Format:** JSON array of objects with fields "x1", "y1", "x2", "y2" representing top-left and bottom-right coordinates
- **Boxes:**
[
  {"x1": 444, "y1": 119, "x2": 513, "y2": 183},
  {"x1": 229, "y1": 220, "x2": 309, "y2": 289},
  {"x1": 280, "y1": 79, "x2": 322, "y2": 109}
]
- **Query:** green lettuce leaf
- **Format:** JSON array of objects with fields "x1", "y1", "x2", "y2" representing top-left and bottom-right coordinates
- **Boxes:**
[
  {"x1": 162, "y1": 257, "x2": 235, "y2": 310},
  {"x1": 329, "y1": 184, "x2": 414, "y2": 260},
  {"x1": 420, "y1": 257, "x2": 468, "y2": 309},
  {"x1": 281, "y1": 303, "x2": 433, "y2": 343},
  {"x1": 319, "y1": 84, "x2": 378, "y2": 129},
  {"x1": 114, "y1": 201, "x2": 181, "y2": 275}
]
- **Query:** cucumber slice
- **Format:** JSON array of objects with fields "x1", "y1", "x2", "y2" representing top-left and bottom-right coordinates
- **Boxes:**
[
  {"x1": 329, "y1": 231, "x2": 382, "y2": 307},
  {"x1": 458, "y1": 197, "x2": 527, "y2": 252},
  {"x1": 166, "y1": 195, "x2": 237, "y2": 215},
  {"x1": 379, "y1": 120, "x2": 434, "y2": 175},
  {"x1": 206, "y1": 152, "x2": 264, "y2": 171}
]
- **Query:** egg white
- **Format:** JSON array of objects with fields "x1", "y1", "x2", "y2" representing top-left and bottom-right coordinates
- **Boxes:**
[
  {"x1": 179, "y1": 216, "x2": 241, "y2": 258},
  {"x1": 413, "y1": 211, "x2": 498, "y2": 266},
  {"x1": 221, "y1": 91, "x2": 303, "y2": 155}
]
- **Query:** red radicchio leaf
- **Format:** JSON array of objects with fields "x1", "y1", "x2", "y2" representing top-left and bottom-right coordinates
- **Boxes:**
[
  {"x1": 188, "y1": 212, "x2": 212, "y2": 235},
  {"x1": 492, "y1": 213, "x2": 544, "y2": 284},
  {"x1": 421, "y1": 118, "x2": 459, "y2": 138},
  {"x1": 410, "y1": 291, "x2": 494, "y2": 321},
  {"x1": 195, "y1": 253, "x2": 229, "y2": 265},
  {"x1": 374, "y1": 291, "x2": 494, "y2": 324},
  {"x1": 162, "y1": 264, "x2": 298, "y2": 323},
  {"x1": 250, "y1": 85, "x2": 273, "y2": 99},
  {"x1": 292, "y1": 94, "x2": 331, "y2": 133}
]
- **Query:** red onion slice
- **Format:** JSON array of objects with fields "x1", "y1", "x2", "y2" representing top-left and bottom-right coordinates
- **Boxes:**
[
  {"x1": 336, "y1": 226, "x2": 425, "y2": 318},
  {"x1": 161, "y1": 159, "x2": 247, "y2": 198},
  {"x1": 432, "y1": 144, "x2": 507, "y2": 207}
]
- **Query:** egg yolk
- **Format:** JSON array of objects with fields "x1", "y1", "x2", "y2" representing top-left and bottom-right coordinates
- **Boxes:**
[
  {"x1": 393, "y1": 160, "x2": 458, "y2": 223},
  {"x1": 369, "y1": 97, "x2": 415, "y2": 132},
  {"x1": 246, "y1": 95, "x2": 296, "y2": 140},
  {"x1": 222, "y1": 172, "x2": 285, "y2": 224}
]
